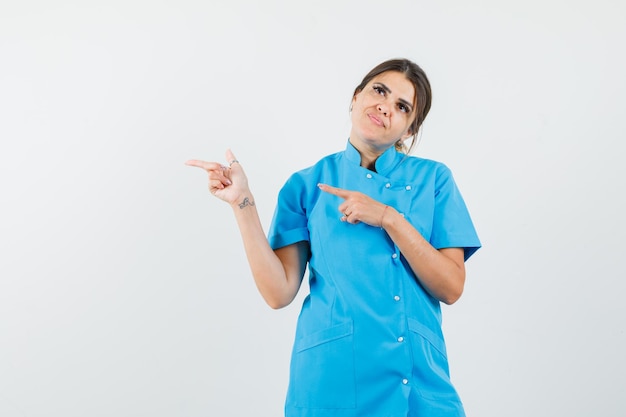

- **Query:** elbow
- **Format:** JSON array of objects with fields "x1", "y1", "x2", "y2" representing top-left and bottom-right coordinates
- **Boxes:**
[
  {"x1": 264, "y1": 294, "x2": 293, "y2": 310},
  {"x1": 440, "y1": 287, "x2": 463, "y2": 305},
  {"x1": 435, "y1": 248, "x2": 467, "y2": 305},
  {"x1": 440, "y1": 264, "x2": 466, "y2": 305},
  {"x1": 439, "y1": 277, "x2": 465, "y2": 305},
  {"x1": 267, "y1": 300, "x2": 289, "y2": 310}
]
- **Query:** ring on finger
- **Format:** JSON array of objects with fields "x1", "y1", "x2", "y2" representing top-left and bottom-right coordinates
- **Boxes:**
[{"x1": 229, "y1": 159, "x2": 239, "y2": 166}]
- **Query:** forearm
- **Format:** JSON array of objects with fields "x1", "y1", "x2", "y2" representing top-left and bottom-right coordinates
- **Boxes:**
[
  {"x1": 186, "y1": 153, "x2": 303, "y2": 307},
  {"x1": 230, "y1": 194, "x2": 301, "y2": 309},
  {"x1": 381, "y1": 206, "x2": 465, "y2": 305}
]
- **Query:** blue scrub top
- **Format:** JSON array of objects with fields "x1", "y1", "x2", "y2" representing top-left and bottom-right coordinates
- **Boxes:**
[{"x1": 268, "y1": 141, "x2": 481, "y2": 417}]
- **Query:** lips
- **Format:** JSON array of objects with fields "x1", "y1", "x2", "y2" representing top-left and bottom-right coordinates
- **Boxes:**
[{"x1": 368, "y1": 113, "x2": 385, "y2": 127}]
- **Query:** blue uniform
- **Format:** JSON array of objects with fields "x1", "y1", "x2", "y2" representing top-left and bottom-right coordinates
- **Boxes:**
[{"x1": 268, "y1": 141, "x2": 481, "y2": 417}]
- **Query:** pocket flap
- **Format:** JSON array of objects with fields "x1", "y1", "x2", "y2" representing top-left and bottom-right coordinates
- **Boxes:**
[
  {"x1": 407, "y1": 318, "x2": 447, "y2": 357},
  {"x1": 294, "y1": 321, "x2": 353, "y2": 353}
]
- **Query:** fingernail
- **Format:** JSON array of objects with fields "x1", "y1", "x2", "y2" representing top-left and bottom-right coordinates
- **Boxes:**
[{"x1": 226, "y1": 180, "x2": 232, "y2": 185}]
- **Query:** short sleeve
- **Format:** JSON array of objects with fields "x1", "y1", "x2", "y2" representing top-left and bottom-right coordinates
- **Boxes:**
[
  {"x1": 430, "y1": 164, "x2": 481, "y2": 260},
  {"x1": 268, "y1": 173, "x2": 310, "y2": 250}
]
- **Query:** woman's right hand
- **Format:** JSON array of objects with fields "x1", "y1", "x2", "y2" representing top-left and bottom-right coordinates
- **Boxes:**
[
  {"x1": 187, "y1": 149, "x2": 306, "y2": 309},
  {"x1": 185, "y1": 149, "x2": 250, "y2": 207}
]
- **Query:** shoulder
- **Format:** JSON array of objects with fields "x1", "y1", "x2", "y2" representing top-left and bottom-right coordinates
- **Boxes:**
[
  {"x1": 285, "y1": 151, "x2": 343, "y2": 183},
  {"x1": 277, "y1": 151, "x2": 342, "y2": 198},
  {"x1": 398, "y1": 154, "x2": 453, "y2": 180},
  {"x1": 296, "y1": 151, "x2": 342, "y2": 175}
]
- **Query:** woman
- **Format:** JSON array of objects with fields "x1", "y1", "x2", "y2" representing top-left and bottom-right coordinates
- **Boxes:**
[{"x1": 186, "y1": 58, "x2": 481, "y2": 417}]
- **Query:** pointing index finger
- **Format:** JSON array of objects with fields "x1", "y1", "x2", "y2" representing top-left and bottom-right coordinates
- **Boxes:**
[
  {"x1": 185, "y1": 160, "x2": 224, "y2": 171},
  {"x1": 318, "y1": 183, "x2": 350, "y2": 199}
]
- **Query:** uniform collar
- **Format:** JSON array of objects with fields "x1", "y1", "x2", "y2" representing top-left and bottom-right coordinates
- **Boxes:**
[{"x1": 344, "y1": 139, "x2": 403, "y2": 177}]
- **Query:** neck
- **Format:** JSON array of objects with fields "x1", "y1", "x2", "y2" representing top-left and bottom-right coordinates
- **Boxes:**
[
  {"x1": 349, "y1": 139, "x2": 382, "y2": 171},
  {"x1": 360, "y1": 153, "x2": 378, "y2": 171}
]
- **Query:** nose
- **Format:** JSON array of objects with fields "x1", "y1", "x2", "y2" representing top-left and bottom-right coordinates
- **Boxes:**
[{"x1": 377, "y1": 103, "x2": 389, "y2": 116}]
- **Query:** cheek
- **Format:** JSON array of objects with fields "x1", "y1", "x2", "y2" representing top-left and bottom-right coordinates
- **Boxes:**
[
  {"x1": 351, "y1": 110, "x2": 363, "y2": 128},
  {"x1": 351, "y1": 99, "x2": 366, "y2": 115}
]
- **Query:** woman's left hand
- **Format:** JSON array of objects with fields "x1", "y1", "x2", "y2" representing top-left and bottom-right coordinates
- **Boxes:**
[{"x1": 318, "y1": 183, "x2": 388, "y2": 227}]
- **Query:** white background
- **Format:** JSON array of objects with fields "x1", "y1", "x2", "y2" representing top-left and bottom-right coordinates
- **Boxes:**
[{"x1": 1, "y1": 1, "x2": 625, "y2": 416}]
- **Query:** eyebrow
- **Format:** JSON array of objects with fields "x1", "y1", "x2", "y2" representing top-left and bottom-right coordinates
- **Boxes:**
[{"x1": 375, "y1": 82, "x2": 413, "y2": 111}]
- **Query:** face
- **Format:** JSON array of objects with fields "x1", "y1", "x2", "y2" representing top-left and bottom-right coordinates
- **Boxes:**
[{"x1": 350, "y1": 71, "x2": 416, "y2": 154}]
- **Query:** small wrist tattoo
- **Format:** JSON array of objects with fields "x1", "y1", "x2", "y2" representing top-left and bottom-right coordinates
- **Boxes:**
[{"x1": 238, "y1": 197, "x2": 255, "y2": 209}]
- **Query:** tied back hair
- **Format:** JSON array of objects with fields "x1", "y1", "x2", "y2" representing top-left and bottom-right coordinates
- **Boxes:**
[{"x1": 352, "y1": 58, "x2": 432, "y2": 154}]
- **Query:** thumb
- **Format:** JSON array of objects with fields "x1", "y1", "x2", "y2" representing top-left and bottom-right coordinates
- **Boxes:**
[{"x1": 225, "y1": 149, "x2": 239, "y2": 167}]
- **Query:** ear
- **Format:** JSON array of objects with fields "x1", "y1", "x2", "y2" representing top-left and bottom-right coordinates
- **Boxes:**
[{"x1": 400, "y1": 126, "x2": 414, "y2": 141}]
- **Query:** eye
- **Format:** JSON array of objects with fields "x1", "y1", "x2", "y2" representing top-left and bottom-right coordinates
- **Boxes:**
[
  {"x1": 373, "y1": 85, "x2": 385, "y2": 96},
  {"x1": 398, "y1": 103, "x2": 409, "y2": 113}
]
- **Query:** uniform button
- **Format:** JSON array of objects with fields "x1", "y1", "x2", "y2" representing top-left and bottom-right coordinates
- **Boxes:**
[
  {"x1": 397, "y1": 336, "x2": 404, "y2": 342},
  {"x1": 391, "y1": 253, "x2": 398, "y2": 259},
  {"x1": 385, "y1": 183, "x2": 391, "y2": 188},
  {"x1": 405, "y1": 185, "x2": 412, "y2": 191},
  {"x1": 366, "y1": 173, "x2": 373, "y2": 179},
  {"x1": 394, "y1": 295, "x2": 401, "y2": 301},
  {"x1": 402, "y1": 378, "x2": 409, "y2": 385}
]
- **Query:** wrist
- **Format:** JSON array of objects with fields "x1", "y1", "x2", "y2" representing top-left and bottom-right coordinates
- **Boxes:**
[
  {"x1": 231, "y1": 195, "x2": 256, "y2": 210},
  {"x1": 379, "y1": 205, "x2": 388, "y2": 228},
  {"x1": 380, "y1": 205, "x2": 400, "y2": 230}
]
